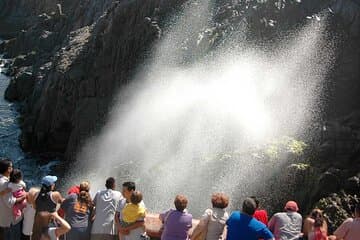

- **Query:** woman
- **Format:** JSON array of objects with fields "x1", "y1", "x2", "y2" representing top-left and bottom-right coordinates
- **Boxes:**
[
  {"x1": 303, "y1": 209, "x2": 328, "y2": 240},
  {"x1": 32, "y1": 176, "x2": 64, "y2": 240},
  {"x1": 61, "y1": 182, "x2": 94, "y2": 240},
  {"x1": 159, "y1": 194, "x2": 193, "y2": 240},
  {"x1": 191, "y1": 193, "x2": 229, "y2": 240}
]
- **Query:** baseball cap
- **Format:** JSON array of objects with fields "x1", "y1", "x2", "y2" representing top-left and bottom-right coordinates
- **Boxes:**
[
  {"x1": 285, "y1": 201, "x2": 299, "y2": 212},
  {"x1": 41, "y1": 175, "x2": 58, "y2": 187}
]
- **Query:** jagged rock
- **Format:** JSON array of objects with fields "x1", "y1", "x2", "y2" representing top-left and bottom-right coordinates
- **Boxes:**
[
  {"x1": 13, "y1": 52, "x2": 37, "y2": 67},
  {"x1": 344, "y1": 176, "x2": 360, "y2": 195},
  {"x1": 5, "y1": 69, "x2": 35, "y2": 101},
  {"x1": 315, "y1": 192, "x2": 359, "y2": 233}
]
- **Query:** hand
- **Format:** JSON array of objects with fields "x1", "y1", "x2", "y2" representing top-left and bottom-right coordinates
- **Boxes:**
[{"x1": 119, "y1": 228, "x2": 130, "y2": 235}]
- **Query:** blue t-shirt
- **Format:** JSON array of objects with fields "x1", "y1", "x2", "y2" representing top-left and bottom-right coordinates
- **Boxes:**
[{"x1": 226, "y1": 211, "x2": 274, "y2": 240}]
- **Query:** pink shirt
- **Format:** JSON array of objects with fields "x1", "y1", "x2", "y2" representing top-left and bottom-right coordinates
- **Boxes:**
[{"x1": 334, "y1": 218, "x2": 360, "y2": 240}]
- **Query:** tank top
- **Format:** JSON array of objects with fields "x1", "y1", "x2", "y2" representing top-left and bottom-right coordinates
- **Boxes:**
[{"x1": 35, "y1": 191, "x2": 57, "y2": 212}]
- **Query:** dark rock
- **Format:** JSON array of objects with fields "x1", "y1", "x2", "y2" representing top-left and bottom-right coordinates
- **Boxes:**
[
  {"x1": 344, "y1": 176, "x2": 360, "y2": 195},
  {"x1": 315, "y1": 192, "x2": 359, "y2": 233},
  {"x1": 5, "y1": 69, "x2": 35, "y2": 101}
]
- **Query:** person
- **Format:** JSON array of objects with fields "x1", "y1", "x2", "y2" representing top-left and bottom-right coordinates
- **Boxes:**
[
  {"x1": 159, "y1": 194, "x2": 193, "y2": 240},
  {"x1": 120, "y1": 191, "x2": 146, "y2": 228},
  {"x1": 22, "y1": 187, "x2": 39, "y2": 240},
  {"x1": 268, "y1": 200, "x2": 302, "y2": 240},
  {"x1": 32, "y1": 175, "x2": 64, "y2": 240},
  {"x1": 332, "y1": 203, "x2": 360, "y2": 240},
  {"x1": 251, "y1": 196, "x2": 269, "y2": 226},
  {"x1": 226, "y1": 198, "x2": 274, "y2": 240},
  {"x1": 9, "y1": 168, "x2": 27, "y2": 219},
  {"x1": 303, "y1": 209, "x2": 328, "y2": 240},
  {"x1": 91, "y1": 177, "x2": 122, "y2": 240},
  {"x1": 61, "y1": 183, "x2": 94, "y2": 240},
  {"x1": 39, "y1": 211, "x2": 71, "y2": 240},
  {"x1": 115, "y1": 182, "x2": 146, "y2": 240},
  {"x1": 0, "y1": 158, "x2": 26, "y2": 240},
  {"x1": 191, "y1": 192, "x2": 229, "y2": 240}
]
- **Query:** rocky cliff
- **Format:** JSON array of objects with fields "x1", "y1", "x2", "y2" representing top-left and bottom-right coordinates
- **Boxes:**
[{"x1": 0, "y1": 0, "x2": 359, "y2": 231}]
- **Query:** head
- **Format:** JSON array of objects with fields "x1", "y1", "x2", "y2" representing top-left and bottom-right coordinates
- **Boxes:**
[
  {"x1": 0, "y1": 158, "x2": 13, "y2": 176},
  {"x1": 174, "y1": 194, "x2": 188, "y2": 212},
  {"x1": 10, "y1": 168, "x2": 22, "y2": 183},
  {"x1": 41, "y1": 175, "x2": 58, "y2": 192},
  {"x1": 211, "y1": 193, "x2": 229, "y2": 209},
  {"x1": 242, "y1": 198, "x2": 257, "y2": 215},
  {"x1": 250, "y1": 196, "x2": 260, "y2": 209},
  {"x1": 122, "y1": 181, "x2": 136, "y2": 200},
  {"x1": 284, "y1": 201, "x2": 299, "y2": 212},
  {"x1": 79, "y1": 181, "x2": 90, "y2": 192},
  {"x1": 310, "y1": 208, "x2": 323, "y2": 219},
  {"x1": 78, "y1": 190, "x2": 93, "y2": 206},
  {"x1": 105, "y1": 177, "x2": 116, "y2": 190},
  {"x1": 310, "y1": 209, "x2": 325, "y2": 227},
  {"x1": 130, "y1": 190, "x2": 143, "y2": 204}
]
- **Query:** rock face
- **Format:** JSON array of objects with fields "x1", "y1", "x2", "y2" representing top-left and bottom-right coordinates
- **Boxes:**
[{"x1": 1, "y1": 0, "x2": 184, "y2": 158}]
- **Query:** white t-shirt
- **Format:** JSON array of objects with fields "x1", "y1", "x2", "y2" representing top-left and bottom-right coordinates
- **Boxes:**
[
  {"x1": 91, "y1": 189, "x2": 123, "y2": 235},
  {"x1": 22, "y1": 202, "x2": 36, "y2": 235}
]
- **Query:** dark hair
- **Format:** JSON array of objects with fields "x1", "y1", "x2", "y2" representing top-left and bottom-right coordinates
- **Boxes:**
[
  {"x1": 122, "y1": 181, "x2": 136, "y2": 191},
  {"x1": 130, "y1": 191, "x2": 143, "y2": 204},
  {"x1": 242, "y1": 198, "x2": 257, "y2": 215},
  {"x1": 310, "y1": 208, "x2": 322, "y2": 219},
  {"x1": 174, "y1": 194, "x2": 188, "y2": 212},
  {"x1": 211, "y1": 193, "x2": 229, "y2": 209},
  {"x1": 105, "y1": 177, "x2": 115, "y2": 189},
  {"x1": 0, "y1": 158, "x2": 12, "y2": 174},
  {"x1": 39, "y1": 184, "x2": 53, "y2": 200},
  {"x1": 250, "y1": 196, "x2": 260, "y2": 208},
  {"x1": 10, "y1": 168, "x2": 22, "y2": 183}
]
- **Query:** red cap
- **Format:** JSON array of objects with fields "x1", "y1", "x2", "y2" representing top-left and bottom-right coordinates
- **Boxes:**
[{"x1": 285, "y1": 201, "x2": 299, "y2": 212}]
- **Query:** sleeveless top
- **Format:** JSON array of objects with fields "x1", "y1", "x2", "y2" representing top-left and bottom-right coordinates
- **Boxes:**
[{"x1": 35, "y1": 191, "x2": 57, "y2": 212}]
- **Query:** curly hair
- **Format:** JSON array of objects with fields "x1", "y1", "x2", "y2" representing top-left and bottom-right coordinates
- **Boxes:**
[{"x1": 211, "y1": 193, "x2": 229, "y2": 209}]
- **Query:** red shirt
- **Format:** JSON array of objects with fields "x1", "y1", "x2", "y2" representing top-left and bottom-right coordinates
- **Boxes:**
[
  {"x1": 253, "y1": 209, "x2": 268, "y2": 226},
  {"x1": 67, "y1": 185, "x2": 80, "y2": 195}
]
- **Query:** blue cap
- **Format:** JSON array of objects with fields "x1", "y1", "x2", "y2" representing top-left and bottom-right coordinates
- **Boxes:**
[{"x1": 41, "y1": 175, "x2": 58, "y2": 187}]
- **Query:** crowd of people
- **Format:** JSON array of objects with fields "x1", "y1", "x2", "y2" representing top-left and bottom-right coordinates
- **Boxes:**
[{"x1": 0, "y1": 158, "x2": 359, "y2": 240}]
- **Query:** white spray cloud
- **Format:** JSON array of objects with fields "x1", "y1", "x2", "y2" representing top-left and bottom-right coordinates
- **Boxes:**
[{"x1": 70, "y1": 1, "x2": 333, "y2": 215}]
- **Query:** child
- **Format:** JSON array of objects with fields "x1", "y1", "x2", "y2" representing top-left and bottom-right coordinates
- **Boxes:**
[
  {"x1": 9, "y1": 168, "x2": 27, "y2": 218},
  {"x1": 121, "y1": 191, "x2": 146, "y2": 227}
]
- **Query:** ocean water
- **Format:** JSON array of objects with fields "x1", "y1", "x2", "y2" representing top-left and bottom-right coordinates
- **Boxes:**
[{"x1": 0, "y1": 56, "x2": 59, "y2": 187}]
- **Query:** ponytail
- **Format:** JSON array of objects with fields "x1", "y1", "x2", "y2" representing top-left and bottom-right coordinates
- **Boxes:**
[{"x1": 78, "y1": 190, "x2": 93, "y2": 208}]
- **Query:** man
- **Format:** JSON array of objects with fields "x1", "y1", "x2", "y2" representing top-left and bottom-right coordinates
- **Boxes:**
[
  {"x1": 115, "y1": 182, "x2": 146, "y2": 240},
  {"x1": 226, "y1": 198, "x2": 274, "y2": 240},
  {"x1": 0, "y1": 158, "x2": 26, "y2": 240},
  {"x1": 91, "y1": 177, "x2": 123, "y2": 240},
  {"x1": 332, "y1": 203, "x2": 360, "y2": 240},
  {"x1": 268, "y1": 200, "x2": 303, "y2": 240}
]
